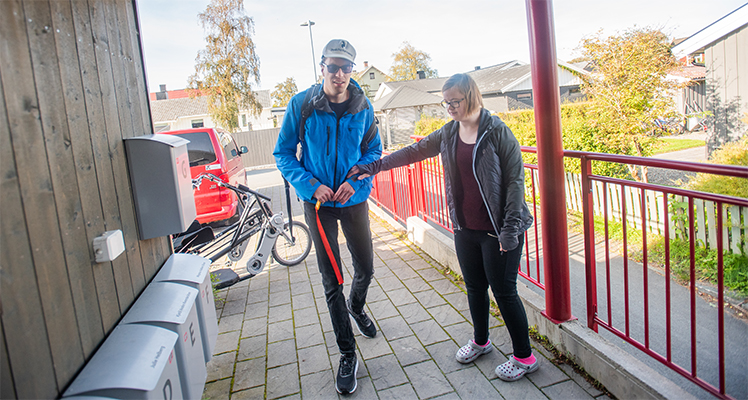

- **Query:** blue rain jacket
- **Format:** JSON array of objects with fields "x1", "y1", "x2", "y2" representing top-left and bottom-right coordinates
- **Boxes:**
[{"x1": 273, "y1": 79, "x2": 382, "y2": 207}]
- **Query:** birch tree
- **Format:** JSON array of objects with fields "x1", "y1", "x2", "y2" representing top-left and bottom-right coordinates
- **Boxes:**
[{"x1": 188, "y1": 0, "x2": 261, "y2": 132}]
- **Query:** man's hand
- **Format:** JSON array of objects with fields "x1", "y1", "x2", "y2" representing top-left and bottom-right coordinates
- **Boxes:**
[
  {"x1": 333, "y1": 181, "x2": 355, "y2": 205},
  {"x1": 346, "y1": 165, "x2": 371, "y2": 180},
  {"x1": 313, "y1": 185, "x2": 335, "y2": 204}
]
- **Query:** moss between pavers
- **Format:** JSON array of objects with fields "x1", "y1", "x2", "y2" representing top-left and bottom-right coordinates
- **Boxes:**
[{"x1": 529, "y1": 326, "x2": 616, "y2": 399}]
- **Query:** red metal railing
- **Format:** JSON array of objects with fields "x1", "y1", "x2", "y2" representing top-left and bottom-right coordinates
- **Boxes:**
[
  {"x1": 566, "y1": 151, "x2": 747, "y2": 400},
  {"x1": 368, "y1": 144, "x2": 748, "y2": 399}
]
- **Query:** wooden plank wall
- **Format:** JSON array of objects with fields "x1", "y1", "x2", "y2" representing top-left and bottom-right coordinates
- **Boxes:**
[
  {"x1": 233, "y1": 127, "x2": 281, "y2": 167},
  {"x1": 0, "y1": 1, "x2": 171, "y2": 398}
]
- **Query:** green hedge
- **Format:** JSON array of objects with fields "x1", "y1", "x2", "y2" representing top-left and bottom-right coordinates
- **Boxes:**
[
  {"x1": 413, "y1": 103, "x2": 639, "y2": 178},
  {"x1": 498, "y1": 103, "x2": 630, "y2": 178}
]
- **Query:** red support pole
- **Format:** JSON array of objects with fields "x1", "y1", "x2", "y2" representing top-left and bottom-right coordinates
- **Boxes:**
[
  {"x1": 526, "y1": 0, "x2": 572, "y2": 323},
  {"x1": 581, "y1": 157, "x2": 597, "y2": 331}
]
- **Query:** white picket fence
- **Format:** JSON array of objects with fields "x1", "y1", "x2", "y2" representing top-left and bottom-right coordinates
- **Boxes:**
[{"x1": 556, "y1": 171, "x2": 748, "y2": 255}]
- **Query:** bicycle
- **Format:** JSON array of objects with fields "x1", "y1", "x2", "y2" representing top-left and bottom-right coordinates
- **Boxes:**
[{"x1": 173, "y1": 173, "x2": 312, "y2": 283}]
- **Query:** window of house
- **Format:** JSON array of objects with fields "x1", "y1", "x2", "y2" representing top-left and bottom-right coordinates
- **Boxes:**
[
  {"x1": 191, "y1": 119, "x2": 204, "y2": 128},
  {"x1": 517, "y1": 93, "x2": 532, "y2": 99},
  {"x1": 369, "y1": 72, "x2": 375, "y2": 79},
  {"x1": 242, "y1": 114, "x2": 247, "y2": 127}
]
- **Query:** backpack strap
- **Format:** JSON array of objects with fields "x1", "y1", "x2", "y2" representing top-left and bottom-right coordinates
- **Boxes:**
[
  {"x1": 298, "y1": 84, "x2": 320, "y2": 142},
  {"x1": 360, "y1": 116, "x2": 379, "y2": 154}
]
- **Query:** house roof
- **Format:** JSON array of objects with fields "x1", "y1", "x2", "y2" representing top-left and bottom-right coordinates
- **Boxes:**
[
  {"x1": 379, "y1": 77, "x2": 449, "y2": 94},
  {"x1": 151, "y1": 96, "x2": 210, "y2": 122},
  {"x1": 372, "y1": 59, "x2": 587, "y2": 112},
  {"x1": 466, "y1": 59, "x2": 586, "y2": 94},
  {"x1": 467, "y1": 63, "x2": 532, "y2": 94},
  {"x1": 668, "y1": 65, "x2": 707, "y2": 80},
  {"x1": 672, "y1": 3, "x2": 748, "y2": 58},
  {"x1": 149, "y1": 90, "x2": 272, "y2": 122},
  {"x1": 372, "y1": 85, "x2": 443, "y2": 111}
]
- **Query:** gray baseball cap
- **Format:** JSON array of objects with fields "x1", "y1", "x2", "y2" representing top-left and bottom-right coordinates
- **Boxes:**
[{"x1": 322, "y1": 39, "x2": 356, "y2": 63}]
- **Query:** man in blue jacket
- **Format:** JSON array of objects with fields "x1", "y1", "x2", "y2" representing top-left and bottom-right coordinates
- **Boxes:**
[{"x1": 273, "y1": 39, "x2": 382, "y2": 395}]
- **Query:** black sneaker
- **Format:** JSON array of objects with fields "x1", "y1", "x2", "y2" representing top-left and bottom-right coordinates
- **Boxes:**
[
  {"x1": 346, "y1": 298, "x2": 377, "y2": 338},
  {"x1": 335, "y1": 353, "x2": 359, "y2": 394}
]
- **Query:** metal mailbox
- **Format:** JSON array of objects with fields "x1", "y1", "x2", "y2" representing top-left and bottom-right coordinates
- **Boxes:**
[
  {"x1": 62, "y1": 324, "x2": 182, "y2": 399},
  {"x1": 120, "y1": 282, "x2": 206, "y2": 400},
  {"x1": 124, "y1": 134, "x2": 196, "y2": 240},
  {"x1": 154, "y1": 253, "x2": 217, "y2": 362}
]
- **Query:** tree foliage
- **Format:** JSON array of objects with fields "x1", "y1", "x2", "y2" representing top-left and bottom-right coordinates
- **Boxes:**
[
  {"x1": 388, "y1": 42, "x2": 438, "y2": 81},
  {"x1": 188, "y1": 0, "x2": 261, "y2": 133},
  {"x1": 272, "y1": 77, "x2": 298, "y2": 107},
  {"x1": 579, "y1": 27, "x2": 684, "y2": 181}
]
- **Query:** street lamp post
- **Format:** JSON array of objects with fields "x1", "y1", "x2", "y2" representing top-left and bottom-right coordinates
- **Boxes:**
[{"x1": 300, "y1": 20, "x2": 317, "y2": 84}]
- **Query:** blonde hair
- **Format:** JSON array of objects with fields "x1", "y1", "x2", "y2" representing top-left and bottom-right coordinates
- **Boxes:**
[{"x1": 442, "y1": 73, "x2": 483, "y2": 116}]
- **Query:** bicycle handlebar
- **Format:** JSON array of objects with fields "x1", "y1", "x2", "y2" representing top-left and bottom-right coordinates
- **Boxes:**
[{"x1": 193, "y1": 173, "x2": 271, "y2": 201}]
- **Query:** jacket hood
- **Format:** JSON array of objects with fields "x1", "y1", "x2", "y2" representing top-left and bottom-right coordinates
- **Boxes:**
[
  {"x1": 310, "y1": 78, "x2": 369, "y2": 115},
  {"x1": 477, "y1": 108, "x2": 499, "y2": 138}
]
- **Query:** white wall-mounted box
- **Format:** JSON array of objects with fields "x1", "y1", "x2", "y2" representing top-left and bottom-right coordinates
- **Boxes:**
[{"x1": 154, "y1": 253, "x2": 217, "y2": 362}]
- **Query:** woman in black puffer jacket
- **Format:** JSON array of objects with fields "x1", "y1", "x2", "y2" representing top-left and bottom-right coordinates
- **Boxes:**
[{"x1": 348, "y1": 73, "x2": 538, "y2": 382}]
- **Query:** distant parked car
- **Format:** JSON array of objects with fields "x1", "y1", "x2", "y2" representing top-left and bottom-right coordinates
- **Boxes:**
[{"x1": 161, "y1": 128, "x2": 248, "y2": 225}]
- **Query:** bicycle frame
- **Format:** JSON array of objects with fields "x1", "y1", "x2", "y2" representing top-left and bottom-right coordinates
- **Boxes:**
[{"x1": 182, "y1": 174, "x2": 296, "y2": 274}]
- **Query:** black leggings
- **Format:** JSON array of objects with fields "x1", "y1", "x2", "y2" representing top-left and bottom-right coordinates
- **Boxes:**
[{"x1": 454, "y1": 229, "x2": 532, "y2": 358}]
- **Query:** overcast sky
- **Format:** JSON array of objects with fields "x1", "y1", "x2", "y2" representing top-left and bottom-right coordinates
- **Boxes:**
[{"x1": 137, "y1": 0, "x2": 747, "y2": 94}]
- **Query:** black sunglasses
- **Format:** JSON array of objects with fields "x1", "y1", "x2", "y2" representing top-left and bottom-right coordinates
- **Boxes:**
[{"x1": 321, "y1": 62, "x2": 354, "y2": 74}]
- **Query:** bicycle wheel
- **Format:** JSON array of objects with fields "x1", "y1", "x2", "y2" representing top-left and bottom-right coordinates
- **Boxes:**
[{"x1": 272, "y1": 221, "x2": 312, "y2": 266}]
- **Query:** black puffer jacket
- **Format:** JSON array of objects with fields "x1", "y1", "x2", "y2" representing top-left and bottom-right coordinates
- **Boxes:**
[{"x1": 358, "y1": 108, "x2": 533, "y2": 251}]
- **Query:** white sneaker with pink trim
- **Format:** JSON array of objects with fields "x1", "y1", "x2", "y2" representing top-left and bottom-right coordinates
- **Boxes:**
[{"x1": 455, "y1": 340, "x2": 493, "y2": 364}]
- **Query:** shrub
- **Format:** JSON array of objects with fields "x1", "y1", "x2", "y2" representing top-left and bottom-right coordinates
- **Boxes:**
[
  {"x1": 498, "y1": 103, "x2": 630, "y2": 178},
  {"x1": 414, "y1": 115, "x2": 448, "y2": 137},
  {"x1": 685, "y1": 136, "x2": 748, "y2": 199}
]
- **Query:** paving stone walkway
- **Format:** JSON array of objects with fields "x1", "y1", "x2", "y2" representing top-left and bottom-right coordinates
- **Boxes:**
[{"x1": 201, "y1": 184, "x2": 611, "y2": 399}]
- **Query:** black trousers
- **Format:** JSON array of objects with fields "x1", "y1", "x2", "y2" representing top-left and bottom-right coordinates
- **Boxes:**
[
  {"x1": 303, "y1": 201, "x2": 374, "y2": 356},
  {"x1": 454, "y1": 228, "x2": 532, "y2": 358}
]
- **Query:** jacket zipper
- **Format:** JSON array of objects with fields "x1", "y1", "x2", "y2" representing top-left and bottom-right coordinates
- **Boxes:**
[
  {"x1": 326, "y1": 126, "x2": 331, "y2": 156},
  {"x1": 333, "y1": 118, "x2": 340, "y2": 197},
  {"x1": 472, "y1": 128, "x2": 500, "y2": 236}
]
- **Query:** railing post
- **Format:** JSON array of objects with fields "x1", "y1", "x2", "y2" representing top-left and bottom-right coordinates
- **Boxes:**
[
  {"x1": 580, "y1": 156, "x2": 598, "y2": 331},
  {"x1": 389, "y1": 169, "x2": 400, "y2": 219},
  {"x1": 406, "y1": 165, "x2": 417, "y2": 217},
  {"x1": 526, "y1": 0, "x2": 572, "y2": 322},
  {"x1": 414, "y1": 161, "x2": 426, "y2": 220}
]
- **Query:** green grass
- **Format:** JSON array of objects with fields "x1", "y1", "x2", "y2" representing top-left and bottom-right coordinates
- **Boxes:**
[
  {"x1": 643, "y1": 236, "x2": 748, "y2": 296},
  {"x1": 568, "y1": 211, "x2": 747, "y2": 295},
  {"x1": 652, "y1": 138, "x2": 705, "y2": 155}
]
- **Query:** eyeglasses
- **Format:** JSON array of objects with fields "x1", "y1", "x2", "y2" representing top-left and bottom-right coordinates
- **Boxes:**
[
  {"x1": 321, "y1": 63, "x2": 354, "y2": 74},
  {"x1": 441, "y1": 98, "x2": 465, "y2": 109}
]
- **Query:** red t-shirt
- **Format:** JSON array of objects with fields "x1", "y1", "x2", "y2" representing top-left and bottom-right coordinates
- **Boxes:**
[{"x1": 454, "y1": 137, "x2": 495, "y2": 231}]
